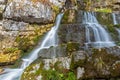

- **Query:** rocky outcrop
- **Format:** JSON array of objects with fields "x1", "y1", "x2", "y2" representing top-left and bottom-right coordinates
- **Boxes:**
[
  {"x1": 76, "y1": 0, "x2": 120, "y2": 12},
  {"x1": 4, "y1": 0, "x2": 54, "y2": 23},
  {"x1": 0, "y1": 0, "x2": 67, "y2": 64},
  {"x1": 2, "y1": 0, "x2": 66, "y2": 23}
]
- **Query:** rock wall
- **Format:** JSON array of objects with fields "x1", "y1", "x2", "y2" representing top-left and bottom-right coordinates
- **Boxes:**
[
  {"x1": 0, "y1": 0, "x2": 66, "y2": 64},
  {"x1": 77, "y1": 0, "x2": 120, "y2": 12}
]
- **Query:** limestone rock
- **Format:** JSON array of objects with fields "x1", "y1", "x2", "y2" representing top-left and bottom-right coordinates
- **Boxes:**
[
  {"x1": 3, "y1": 0, "x2": 66, "y2": 23},
  {"x1": 42, "y1": 57, "x2": 71, "y2": 70},
  {"x1": 77, "y1": 67, "x2": 85, "y2": 79},
  {"x1": 2, "y1": 20, "x2": 28, "y2": 31},
  {"x1": 73, "y1": 50, "x2": 86, "y2": 62},
  {"x1": 4, "y1": 0, "x2": 54, "y2": 23}
]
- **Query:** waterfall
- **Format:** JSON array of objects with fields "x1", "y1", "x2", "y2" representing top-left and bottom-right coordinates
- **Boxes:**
[
  {"x1": 0, "y1": 13, "x2": 64, "y2": 80},
  {"x1": 83, "y1": 12, "x2": 115, "y2": 48},
  {"x1": 112, "y1": 13, "x2": 118, "y2": 25},
  {"x1": 112, "y1": 13, "x2": 120, "y2": 40}
]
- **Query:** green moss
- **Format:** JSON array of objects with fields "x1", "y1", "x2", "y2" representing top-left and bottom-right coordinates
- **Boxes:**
[
  {"x1": 107, "y1": 24, "x2": 119, "y2": 41},
  {"x1": 113, "y1": 24, "x2": 120, "y2": 28},
  {"x1": 62, "y1": 10, "x2": 76, "y2": 24},
  {"x1": 51, "y1": 5, "x2": 59, "y2": 14},
  {"x1": 42, "y1": 69, "x2": 76, "y2": 80},
  {"x1": 110, "y1": 62, "x2": 120, "y2": 77},
  {"x1": 70, "y1": 55, "x2": 85, "y2": 70},
  {"x1": 96, "y1": 12, "x2": 113, "y2": 25},
  {"x1": 95, "y1": 8, "x2": 112, "y2": 13},
  {"x1": 67, "y1": 42, "x2": 79, "y2": 53},
  {"x1": 3, "y1": 48, "x2": 19, "y2": 53},
  {"x1": 107, "y1": 24, "x2": 117, "y2": 33},
  {"x1": 21, "y1": 59, "x2": 77, "y2": 80}
]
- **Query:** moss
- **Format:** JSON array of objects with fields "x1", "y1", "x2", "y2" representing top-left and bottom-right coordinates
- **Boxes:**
[
  {"x1": 70, "y1": 55, "x2": 86, "y2": 70},
  {"x1": 107, "y1": 24, "x2": 117, "y2": 34},
  {"x1": 51, "y1": 5, "x2": 59, "y2": 14},
  {"x1": 110, "y1": 62, "x2": 120, "y2": 77},
  {"x1": 107, "y1": 24, "x2": 119, "y2": 41},
  {"x1": 21, "y1": 59, "x2": 77, "y2": 80},
  {"x1": 78, "y1": 48, "x2": 120, "y2": 79},
  {"x1": 0, "y1": 48, "x2": 21, "y2": 63},
  {"x1": 95, "y1": 8, "x2": 112, "y2": 13},
  {"x1": 67, "y1": 42, "x2": 80, "y2": 53},
  {"x1": 96, "y1": 12, "x2": 113, "y2": 25},
  {"x1": 113, "y1": 24, "x2": 120, "y2": 28},
  {"x1": 62, "y1": 10, "x2": 76, "y2": 24}
]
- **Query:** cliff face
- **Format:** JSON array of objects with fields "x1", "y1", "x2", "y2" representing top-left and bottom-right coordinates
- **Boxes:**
[
  {"x1": 77, "y1": 0, "x2": 120, "y2": 12},
  {"x1": 0, "y1": 0, "x2": 120, "y2": 70},
  {"x1": 0, "y1": 0, "x2": 66, "y2": 64}
]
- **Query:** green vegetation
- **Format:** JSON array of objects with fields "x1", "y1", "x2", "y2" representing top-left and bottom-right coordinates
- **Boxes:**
[
  {"x1": 67, "y1": 42, "x2": 79, "y2": 53},
  {"x1": 21, "y1": 60, "x2": 77, "y2": 80},
  {"x1": 95, "y1": 8, "x2": 112, "y2": 13},
  {"x1": 42, "y1": 69, "x2": 76, "y2": 80},
  {"x1": 113, "y1": 24, "x2": 120, "y2": 28}
]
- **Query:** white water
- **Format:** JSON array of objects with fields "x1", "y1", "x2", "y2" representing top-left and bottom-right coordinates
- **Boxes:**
[
  {"x1": 112, "y1": 13, "x2": 120, "y2": 39},
  {"x1": 83, "y1": 12, "x2": 115, "y2": 48},
  {"x1": 0, "y1": 13, "x2": 64, "y2": 80},
  {"x1": 112, "y1": 13, "x2": 118, "y2": 25}
]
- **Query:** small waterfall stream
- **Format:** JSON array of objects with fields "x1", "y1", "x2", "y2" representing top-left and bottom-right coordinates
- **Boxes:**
[
  {"x1": 83, "y1": 12, "x2": 115, "y2": 48},
  {"x1": 0, "y1": 13, "x2": 64, "y2": 80},
  {"x1": 112, "y1": 13, "x2": 120, "y2": 39},
  {"x1": 112, "y1": 13, "x2": 118, "y2": 25}
]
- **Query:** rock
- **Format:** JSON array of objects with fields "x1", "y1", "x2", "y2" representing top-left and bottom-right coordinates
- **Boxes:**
[
  {"x1": 77, "y1": 67, "x2": 85, "y2": 79},
  {"x1": 73, "y1": 50, "x2": 86, "y2": 62},
  {"x1": 49, "y1": 0, "x2": 66, "y2": 8},
  {"x1": 2, "y1": 20, "x2": 28, "y2": 31},
  {"x1": 58, "y1": 24, "x2": 85, "y2": 46},
  {"x1": 0, "y1": 0, "x2": 7, "y2": 4},
  {"x1": 39, "y1": 45, "x2": 67, "y2": 59},
  {"x1": 42, "y1": 57, "x2": 71, "y2": 70},
  {"x1": 3, "y1": 0, "x2": 67, "y2": 23},
  {"x1": 114, "y1": 0, "x2": 120, "y2": 4},
  {"x1": 3, "y1": 0, "x2": 55, "y2": 23}
]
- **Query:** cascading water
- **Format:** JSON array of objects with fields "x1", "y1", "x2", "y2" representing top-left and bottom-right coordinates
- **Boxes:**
[
  {"x1": 83, "y1": 12, "x2": 115, "y2": 48},
  {"x1": 112, "y1": 13, "x2": 118, "y2": 25},
  {"x1": 112, "y1": 13, "x2": 120, "y2": 39},
  {"x1": 0, "y1": 13, "x2": 64, "y2": 80}
]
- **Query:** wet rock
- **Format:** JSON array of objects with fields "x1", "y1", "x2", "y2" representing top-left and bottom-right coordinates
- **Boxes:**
[
  {"x1": 39, "y1": 45, "x2": 67, "y2": 58},
  {"x1": 0, "y1": 67, "x2": 4, "y2": 74},
  {"x1": 0, "y1": 61, "x2": 15, "y2": 66},
  {"x1": 58, "y1": 24, "x2": 85, "y2": 46}
]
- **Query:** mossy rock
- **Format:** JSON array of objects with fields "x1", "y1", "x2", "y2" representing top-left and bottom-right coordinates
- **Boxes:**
[
  {"x1": 96, "y1": 12, "x2": 113, "y2": 26},
  {"x1": 21, "y1": 57, "x2": 76, "y2": 80},
  {"x1": 113, "y1": 24, "x2": 120, "y2": 28},
  {"x1": 82, "y1": 48, "x2": 120, "y2": 79},
  {"x1": 62, "y1": 9, "x2": 77, "y2": 24},
  {"x1": 66, "y1": 42, "x2": 80, "y2": 53},
  {"x1": 107, "y1": 24, "x2": 119, "y2": 41}
]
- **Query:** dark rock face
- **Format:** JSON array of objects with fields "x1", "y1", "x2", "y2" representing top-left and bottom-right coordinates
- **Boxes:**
[
  {"x1": 58, "y1": 24, "x2": 85, "y2": 46},
  {"x1": 38, "y1": 45, "x2": 67, "y2": 59}
]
